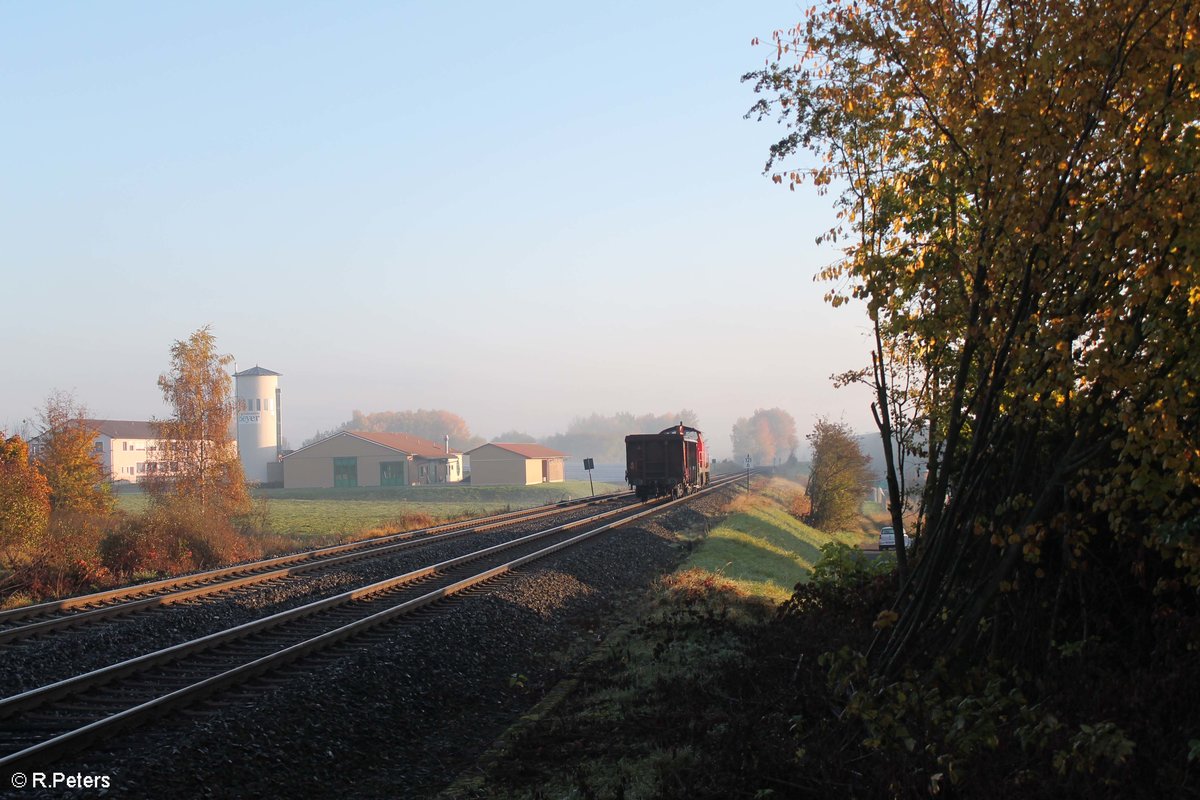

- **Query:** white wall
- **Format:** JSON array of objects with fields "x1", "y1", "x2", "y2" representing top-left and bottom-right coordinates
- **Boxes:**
[{"x1": 236, "y1": 373, "x2": 280, "y2": 483}]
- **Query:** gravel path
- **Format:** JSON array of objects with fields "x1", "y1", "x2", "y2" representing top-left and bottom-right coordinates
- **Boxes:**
[{"x1": 26, "y1": 487, "x2": 735, "y2": 800}]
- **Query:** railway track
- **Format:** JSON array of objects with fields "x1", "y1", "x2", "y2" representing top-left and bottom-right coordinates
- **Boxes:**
[
  {"x1": 0, "y1": 490, "x2": 631, "y2": 645},
  {"x1": 0, "y1": 473, "x2": 745, "y2": 773}
]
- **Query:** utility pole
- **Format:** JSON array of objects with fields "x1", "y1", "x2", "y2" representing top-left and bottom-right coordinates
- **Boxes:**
[{"x1": 745, "y1": 455, "x2": 751, "y2": 492}]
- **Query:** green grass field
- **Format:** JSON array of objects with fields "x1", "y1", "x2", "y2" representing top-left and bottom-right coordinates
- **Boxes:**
[
  {"x1": 680, "y1": 477, "x2": 875, "y2": 603},
  {"x1": 115, "y1": 480, "x2": 624, "y2": 539}
]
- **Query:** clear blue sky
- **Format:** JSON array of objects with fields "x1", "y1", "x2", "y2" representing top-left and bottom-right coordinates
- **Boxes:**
[{"x1": 1, "y1": 0, "x2": 875, "y2": 459}]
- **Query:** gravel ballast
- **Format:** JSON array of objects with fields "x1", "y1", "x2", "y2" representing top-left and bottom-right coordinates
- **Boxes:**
[
  {"x1": 21, "y1": 486, "x2": 738, "y2": 799},
  {"x1": 0, "y1": 500, "x2": 632, "y2": 697}
]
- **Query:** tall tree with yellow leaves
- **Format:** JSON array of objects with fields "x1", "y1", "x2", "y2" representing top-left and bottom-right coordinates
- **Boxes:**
[
  {"x1": 149, "y1": 326, "x2": 249, "y2": 519},
  {"x1": 749, "y1": 0, "x2": 1199, "y2": 671}
]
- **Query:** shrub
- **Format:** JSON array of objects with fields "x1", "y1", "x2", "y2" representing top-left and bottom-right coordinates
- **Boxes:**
[
  {"x1": 787, "y1": 490, "x2": 812, "y2": 520},
  {"x1": 98, "y1": 516, "x2": 150, "y2": 577},
  {"x1": 100, "y1": 503, "x2": 261, "y2": 580},
  {"x1": 22, "y1": 511, "x2": 114, "y2": 599},
  {"x1": 808, "y1": 541, "x2": 891, "y2": 587}
]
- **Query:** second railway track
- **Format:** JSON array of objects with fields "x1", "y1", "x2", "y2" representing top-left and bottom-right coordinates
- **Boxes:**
[
  {"x1": 0, "y1": 473, "x2": 746, "y2": 774},
  {"x1": 0, "y1": 490, "x2": 632, "y2": 645}
]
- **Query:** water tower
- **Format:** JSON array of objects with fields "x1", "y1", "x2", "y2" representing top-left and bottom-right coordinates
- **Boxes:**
[{"x1": 233, "y1": 366, "x2": 282, "y2": 484}]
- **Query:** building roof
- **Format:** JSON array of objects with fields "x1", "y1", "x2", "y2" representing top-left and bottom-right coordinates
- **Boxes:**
[
  {"x1": 351, "y1": 431, "x2": 460, "y2": 459},
  {"x1": 81, "y1": 419, "x2": 159, "y2": 439},
  {"x1": 283, "y1": 430, "x2": 460, "y2": 460},
  {"x1": 470, "y1": 442, "x2": 568, "y2": 459},
  {"x1": 234, "y1": 366, "x2": 282, "y2": 377}
]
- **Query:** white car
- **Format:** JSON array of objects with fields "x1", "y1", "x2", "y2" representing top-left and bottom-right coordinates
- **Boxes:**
[{"x1": 879, "y1": 526, "x2": 913, "y2": 551}]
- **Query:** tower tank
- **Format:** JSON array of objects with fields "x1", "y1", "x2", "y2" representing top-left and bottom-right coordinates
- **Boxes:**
[{"x1": 233, "y1": 366, "x2": 282, "y2": 484}]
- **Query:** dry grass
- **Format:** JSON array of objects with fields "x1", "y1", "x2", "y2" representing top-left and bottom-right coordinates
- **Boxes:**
[{"x1": 342, "y1": 511, "x2": 441, "y2": 544}]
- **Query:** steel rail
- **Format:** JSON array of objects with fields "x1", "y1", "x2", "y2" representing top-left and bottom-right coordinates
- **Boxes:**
[
  {"x1": 0, "y1": 496, "x2": 654, "y2": 717},
  {"x1": 0, "y1": 473, "x2": 746, "y2": 772},
  {"x1": 0, "y1": 490, "x2": 631, "y2": 644}
]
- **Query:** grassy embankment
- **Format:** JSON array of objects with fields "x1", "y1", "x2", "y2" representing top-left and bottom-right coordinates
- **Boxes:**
[
  {"x1": 679, "y1": 477, "x2": 875, "y2": 602},
  {"x1": 443, "y1": 476, "x2": 884, "y2": 799},
  {"x1": 116, "y1": 480, "x2": 623, "y2": 542},
  {"x1": 455, "y1": 476, "x2": 1162, "y2": 798}
]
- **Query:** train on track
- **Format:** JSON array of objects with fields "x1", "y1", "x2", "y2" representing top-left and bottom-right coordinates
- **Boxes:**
[{"x1": 624, "y1": 424, "x2": 709, "y2": 501}]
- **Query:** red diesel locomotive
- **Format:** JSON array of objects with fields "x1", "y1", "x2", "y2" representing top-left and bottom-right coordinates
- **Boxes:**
[{"x1": 624, "y1": 424, "x2": 709, "y2": 501}]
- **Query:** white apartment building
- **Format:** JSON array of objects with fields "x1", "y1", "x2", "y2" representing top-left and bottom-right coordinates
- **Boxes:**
[
  {"x1": 32, "y1": 419, "x2": 241, "y2": 485},
  {"x1": 83, "y1": 419, "x2": 170, "y2": 483}
]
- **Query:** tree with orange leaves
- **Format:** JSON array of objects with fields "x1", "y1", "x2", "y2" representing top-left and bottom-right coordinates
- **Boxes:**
[{"x1": 731, "y1": 407, "x2": 799, "y2": 466}]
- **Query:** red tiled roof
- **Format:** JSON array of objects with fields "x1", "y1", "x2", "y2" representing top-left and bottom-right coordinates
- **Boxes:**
[
  {"x1": 349, "y1": 431, "x2": 459, "y2": 459},
  {"x1": 473, "y1": 442, "x2": 567, "y2": 459}
]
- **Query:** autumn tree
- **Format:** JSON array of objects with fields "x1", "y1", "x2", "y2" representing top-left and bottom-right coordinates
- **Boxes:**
[
  {"x1": 730, "y1": 408, "x2": 800, "y2": 466},
  {"x1": 149, "y1": 326, "x2": 249, "y2": 518},
  {"x1": 0, "y1": 434, "x2": 51, "y2": 569},
  {"x1": 33, "y1": 390, "x2": 113, "y2": 515},
  {"x1": 749, "y1": 0, "x2": 1200, "y2": 671},
  {"x1": 805, "y1": 418, "x2": 874, "y2": 531}
]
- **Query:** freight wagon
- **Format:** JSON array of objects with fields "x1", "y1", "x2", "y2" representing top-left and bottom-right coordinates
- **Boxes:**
[{"x1": 624, "y1": 424, "x2": 709, "y2": 501}]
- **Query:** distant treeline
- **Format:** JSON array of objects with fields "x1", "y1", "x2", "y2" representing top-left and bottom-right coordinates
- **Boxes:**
[
  {"x1": 300, "y1": 409, "x2": 700, "y2": 463},
  {"x1": 542, "y1": 410, "x2": 700, "y2": 463}
]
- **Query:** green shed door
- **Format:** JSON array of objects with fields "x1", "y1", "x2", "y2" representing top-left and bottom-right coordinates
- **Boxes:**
[
  {"x1": 333, "y1": 457, "x2": 358, "y2": 488},
  {"x1": 380, "y1": 461, "x2": 406, "y2": 486}
]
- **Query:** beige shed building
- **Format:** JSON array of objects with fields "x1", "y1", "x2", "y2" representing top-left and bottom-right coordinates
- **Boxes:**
[
  {"x1": 466, "y1": 443, "x2": 567, "y2": 486},
  {"x1": 282, "y1": 431, "x2": 463, "y2": 489}
]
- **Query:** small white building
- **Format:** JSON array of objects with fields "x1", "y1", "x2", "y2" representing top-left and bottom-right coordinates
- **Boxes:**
[{"x1": 466, "y1": 443, "x2": 567, "y2": 486}]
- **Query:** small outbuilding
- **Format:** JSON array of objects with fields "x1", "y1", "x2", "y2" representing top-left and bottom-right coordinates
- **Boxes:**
[
  {"x1": 282, "y1": 431, "x2": 463, "y2": 489},
  {"x1": 466, "y1": 442, "x2": 567, "y2": 486}
]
